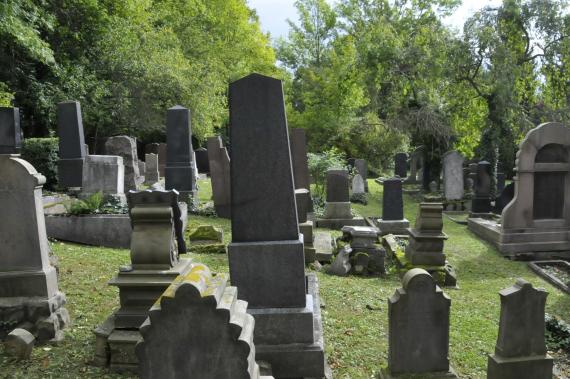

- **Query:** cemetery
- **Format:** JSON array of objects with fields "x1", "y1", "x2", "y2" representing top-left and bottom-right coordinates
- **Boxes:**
[{"x1": 2, "y1": 1, "x2": 570, "y2": 378}]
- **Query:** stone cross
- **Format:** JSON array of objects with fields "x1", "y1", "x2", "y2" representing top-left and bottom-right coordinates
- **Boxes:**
[
  {"x1": 487, "y1": 279, "x2": 552, "y2": 378},
  {"x1": 0, "y1": 107, "x2": 21, "y2": 154},
  {"x1": 386, "y1": 268, "x2": 455, "y2": 377},
  {"x1": 443, "y1": 151, "x2": 464, "y2": 201},
  {"x1": 165, "y1": 106, "x2": 196, "y2": 203},
  {"x1": 207, "y1": 136, "x2": 231, "y2": 219},
  {"x1": 394, "y1": 152, "x2": 407, "y2": 178},
  {"x1": 57, "y1": 101, "x2": 87, "y2": 188}
]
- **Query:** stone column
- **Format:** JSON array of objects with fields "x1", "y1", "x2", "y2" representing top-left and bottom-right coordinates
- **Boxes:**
[
  {"x1": 228, "y1": 73, "x2": 326, "y2": 378},
  {"x1": 57, "y1": 101, "x2": 87, "y2": 188},
  {"x1": 165, "y1": 106, "x2": 197, "y2": 204},
  {"x1": 207, "y1": 136, "x2": 231, "y2": 219}
]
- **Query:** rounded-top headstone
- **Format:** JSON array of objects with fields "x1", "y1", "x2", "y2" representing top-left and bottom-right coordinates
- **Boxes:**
[{"x1": 402, "y1": 268, "x2": 436, "y2": 292}]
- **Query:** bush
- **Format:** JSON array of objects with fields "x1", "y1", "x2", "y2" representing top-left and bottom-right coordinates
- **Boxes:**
[
  {"x1": 64, "y1": 192, "x2": 103, "y2": 215},
  {"x1": 22, "y1": 138, "x2": 59, "y2": 191},
  {"x1": 308, "y1": 148, "x2": 346, "y2": 199}
]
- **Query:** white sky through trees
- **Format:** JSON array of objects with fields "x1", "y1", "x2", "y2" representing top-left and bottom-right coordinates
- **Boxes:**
[{"x1": 248, "y1": 0, "x2": 503, "y2": 40}]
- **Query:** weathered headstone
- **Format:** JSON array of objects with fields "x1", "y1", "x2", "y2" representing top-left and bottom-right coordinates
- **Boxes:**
[
  {"x1": 81, "y1": 155, "x2": 125, "y2": 201},
  {"x1": 471, "y1": 161, "x2": 492, "y2": 214},
  {"x1": 194, "y1": 147, "x2": 209, "y2": 173},
  {"x1": 487, "y1": 279, "x2": 552, "y2": 379},
  {"x1": 354, "y1": 159, "x2": 369, "y2": 192},
  {"x1": 443, "y1": 151, "x2": 464, "y2": 201},
  {"x1": 327, "y1": 169, "x2": 350, "y2": 202},
  {"x1": 406, "y1": 203, "x2": 448, "y2": 266},
  {"x1": 137, "y1": 160, "x2": 146, "y2": 180},
  {"x1": 290, "y1": 128, "x2": 313, "y2": 211},
  {"x1": 207, "y1": 136, "x2": 231, "y2": 218},
  {"x1": 340, "y1": 226, "x2": 385, "y2": 275},
  {"x1": 376, "y1": 177, "x2": 409, "y2": 235},
  {"x1": 228, "y1": 73, "x2": 326, "y2": 378},
  {"x1": 319, "y1": 169, "x2": 366, "y2": 228},
  {"x1": 0, "y1": 107, "x2": 21, "y2": 154},
  {"x1": 144, "y1": 153, "x2": 159, "y2": 184},
  {"x1": 94, "y1": 190, "x2": 193, "y2": 371},
  {"x1": 394, "y1": 152, "x2": 407, "y2": 178},
  {"x1": 57, "y1": 101, "x2": 87, "y2": 188},
  {"x1": 352, "y1": 174, "x2": 365, "y2": 194},
  {"x1": 404, "y1": 146, "x2": 425, "y2": 184},
  {"x1": 383, "y1": 268, "x2": 456, "y2": 378},
  {"x1": 165, "y1": 106, "x2": 196, "y2": 204},
  {"x1": 4, "y1": 329, "x2": 35, "y2": 360},
  {"x1": 136, "y1": 264, "x2": 272, "y2": 379},
  {"x1": 105, "y1": 136, "x2": 142, "y2": 191},
  {"x1": 0, "y1": 132, "x2": 68, "y2": 342},
  {"x1": 145, "y1": 143, "x2": 167, "y2": 177}
]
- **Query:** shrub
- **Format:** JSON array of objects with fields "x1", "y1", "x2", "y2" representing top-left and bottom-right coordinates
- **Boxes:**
[
  {"x1": 64, "y1": 192, "x2": 103, "y2": 215},
  {"x1": 308, "y1": 148, "x2": 346, "y2": 199},
  {"x1": 22, "y1": 138, "x2": 59, "y2": 191}
]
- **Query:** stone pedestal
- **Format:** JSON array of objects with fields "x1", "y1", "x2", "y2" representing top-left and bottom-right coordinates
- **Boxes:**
[
  {"x1": 341, "y1": 226, "x2": 385, "y2": 275},
  {"x1": 405, "y1": 203, "x2": 449, "y2": 266},
  {"x1": 0, "y1": 154, "x2": 68, "y2": 342}
]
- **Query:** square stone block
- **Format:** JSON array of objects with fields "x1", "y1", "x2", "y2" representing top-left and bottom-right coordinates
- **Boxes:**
[
  {"x1": 323, "y1": 201, "x2": 352, "y2": 219},
  {"x1": 487, "y1": 354, "x2": 553, "y2": 379},
  {"x1": 228, "y1": 239, "x2": 306, "y2": 308}
]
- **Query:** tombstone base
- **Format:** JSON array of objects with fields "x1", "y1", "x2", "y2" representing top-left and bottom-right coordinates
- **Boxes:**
[
  {"x1": 316, "y1": 217, "x2": 367, "y2": 230},
  {"x1": 487, "y1": 354, "x2": 553, "y2": 379},
  {"x1": 0, "y1": 266, "x2": 59, "y2": 299},
  {"x1": 58, "y1": 158, "x2": 85, "y2": 188},
  {"x1": 300, "y1": 221, "x2": 316, "y2": 263},
  {"x1": 380, "y1": 366, "x2": 458, "y2": 378},
  {"x1": 314, "y1": 231, "x2": 334, "y2": 263},
  {"x1": 323, "y1": 201, "x2": 352, "y2": 219},
  {"x1": 229, "y1": 238, "x2": 306, "y2": 308},
  {"x1": 374, "y1": 219, "x2": 410, "y2": 236},
  {"x1": 0, "y1": 291, "x2": 68, "y2": 343},
  {"x1": 251, "y1": 273, "x2": 329, "y2": 379}
]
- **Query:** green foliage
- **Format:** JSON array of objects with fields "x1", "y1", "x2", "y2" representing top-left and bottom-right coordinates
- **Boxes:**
[
  {"x1": 307, "y1": 148, "x2": 346, "y2": 199},
  {"x1": 64, "y1": 192, "x2": 104, "y2": 215},
  {"x1": 546, "y1": 314, "x2": 570, "y2": 352},
  {"x1": 21, "y1": 137, "x2": 59, "y2": 190},
  {"x1": 350, "y1": 192, "x2": 368, "y2": 205}
]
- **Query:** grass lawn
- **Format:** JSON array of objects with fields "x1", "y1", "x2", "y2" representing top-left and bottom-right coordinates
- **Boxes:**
[{"x1": 1, "y1": 178, "x2": 569, "y2": 378}]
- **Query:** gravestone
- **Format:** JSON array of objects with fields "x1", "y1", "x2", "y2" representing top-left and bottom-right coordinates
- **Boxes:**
[
  {"x1": 467, "y1": 162, "x2": 478, "y2": 192},
  {"x1": 443, "y1": 151, "x2": 464, "y2": 201},
  {"x1": 404, "y1": 146, "x2": 425, "y2": 184},
  {"x1": 137, "y1": 160, "x2": 146, "y2": 180},
  {"x1": 0, "y1": 107, "x2": 21, "y2": 154},
  {"x1": 319, "y1": 169, "x2": 366, "y2": 228},
  {"x1": 290, "y1": 128, "x2": 312, "y2": 208},
  {"x1": 352, "y1": 174, "x2": 365, "y2": 194},
  {"x1": 487, "y1": 279, "x2": 552, "y2": 379},
  {"x1": 471, "y1": 161, "x2": 493, "y2": 214},
  {"x1": 496, "y1": 172, "x2": 506, "y2": 194},
  {"x1": 405, "y1": 203, "x2": 448, "y2": 266},
  {"x1": 136, "y1": 264, "x2": 272, "y2": 379},
  {"x1": 207, "y1": 136, "x2": 231, "y2": 219},
  {"x1": 94, "y1": 190, "x2": 193, "y2": 371},
  {"x1": 57, "y1": 101, "x2": 87, "y2": 188},
  {"x1": 394, "y1": 152, "x2": 407, "y2": 178},
  {"x1": 354, "y1": 159, "x2": 369, "y2": 192},
  {"x1": 144, "y1": 153, "x2": 159, "y2": 184},
  {"x1": 165, "y1": 106, "x2": 196, "y2": 204},
  {"x1": 145, "y1": 143, "x2": 167, "y2": 176},
  {"x1": 383, "y1": 268, "x2": 456, "y2": 378},
  {"x1": 228, "y1": 73, "x2": 326, "y2": 378},
  {"x1": 105, "y1": 136, "x2": 142, "y2": 191},
  {"x1": 340, "y1": 226, "x2": 385, "y2": 275},
  {"x1": 194, "y1": 147, "x2": 209, "y2": 173},
  {"x1": 375, "y1": 177, "x2": 409, "y2": 235},
  {"x1": 494, "y1": 183, "x2": 514, "y2": 215},
  {"x1": 0, "y1": 119, "x2": 68, "y2": 342},
  {"x1": 81, "y1": 155, "x2": 125, "y2": 201}
]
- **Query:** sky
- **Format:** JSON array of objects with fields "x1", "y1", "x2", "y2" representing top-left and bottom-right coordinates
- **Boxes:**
[{"x1": 247, "y1": 0, "x2": 502, "y2": 40}]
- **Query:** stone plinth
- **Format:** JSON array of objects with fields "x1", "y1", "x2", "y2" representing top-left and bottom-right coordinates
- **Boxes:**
[
  {"x1": 165, "y1": 106, "x2": 196, "y2": 203},
  {"x1": 0, "y1": 107, "x2": 21, "y2": 154},
  {"x1": 57, "y1": 101, "x2": 86, "y2": 188},
  {"x1": 0, "y1": 155, "x2": 68, "y2": 342},
  {"x1": 405, "y1": 203, "x2": 448, "y2": 266},
  {"x1": 487, "y1": 279, "x2": 552, "y2": 379},
  {"x1": 207, "y1": 136, "x2": 231, "y2": 218},
  {"x1": 383, "y1": 269, "x2": 456, "y2": 378},
  {"x1": 137, "y1": 264, "x2": 271, "y2": 379}
]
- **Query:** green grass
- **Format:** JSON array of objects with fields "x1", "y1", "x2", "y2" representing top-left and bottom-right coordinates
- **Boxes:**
[{"x1": 1, "y1": 178, "x2": 569, "y2": 378}]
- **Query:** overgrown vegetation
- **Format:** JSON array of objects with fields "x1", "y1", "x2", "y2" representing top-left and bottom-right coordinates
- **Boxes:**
[
  {"x1": 63, "y1": 192, "x2": 128, "y2": 215},
  {"x1": 21, "y1": 138, "x2": 59, "y2": 190}
]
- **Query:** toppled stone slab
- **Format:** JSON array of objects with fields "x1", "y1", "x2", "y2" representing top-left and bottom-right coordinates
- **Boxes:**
[{"x1": 4, "y1": 329, "x2": 35, "y2": 360}]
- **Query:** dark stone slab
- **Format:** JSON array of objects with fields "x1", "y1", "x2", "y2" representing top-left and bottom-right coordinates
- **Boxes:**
[
  {"x1": 57, "y1": 101, "x2": 86, "y2": 187},
  {"x1": 475, "y1": 161, "x2": 492, "y2": 196},
  {"x1": 0, "y1": 107, "x2": 21, "y2": 154},
  {"x1": 487, "y1": 279, "x2": 552, "y2": 379},
  {"x1": 494, "y1": 183, "x2": 514, "y2": 214},
  {"x1": 326, "y1": 169, "x2": 349, "y2": 202},
  {"x1": 354, "y1": 159, "x2": 368, "y2": 192},
  {"x1": 165, "y1": 106, "x2": 196, "y2": 198},
  {"x1": 533, "y1": 172, "x2": 564, "y2": 219},
  {"x1": 394, "y1": 153, "x2": 407, "y2": 178},
  {"x1": 229, "y1": 73, "x2": 299, "y2": 242},
  {"x1": 207, "y1": 137, "x2": 231, "y2": 219},
  {"x1": 387, "y1": 269, "x2": 453, "y2": 377},
  {"x1": 382, "y1": 177, "x2": 404, "y2": 220},
  {"x1": 194, "y1": 147, "x2": 209, "y2": 173},
  {"x1": 496, "y1": 172, "x2": 506, "y2": 194},
  {"x1": 290, "y1": 128, "x2": 311, "y2": 190}
]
